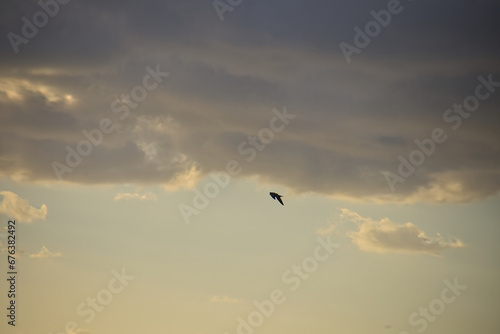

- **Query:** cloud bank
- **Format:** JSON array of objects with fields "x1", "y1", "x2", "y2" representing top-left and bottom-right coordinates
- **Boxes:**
[{"x1": 0, "y1": 0, "x2": 499, "y2": 203}]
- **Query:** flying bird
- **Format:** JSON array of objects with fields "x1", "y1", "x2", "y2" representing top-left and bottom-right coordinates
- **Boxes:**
[{"x1": 269, "y1": 192, "x2": 284, "y2": 206}]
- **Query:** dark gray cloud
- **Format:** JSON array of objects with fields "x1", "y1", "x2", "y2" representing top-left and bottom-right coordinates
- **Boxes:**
[{"x1": 0, "y1": 0, "x2": 499, "y2": 202}]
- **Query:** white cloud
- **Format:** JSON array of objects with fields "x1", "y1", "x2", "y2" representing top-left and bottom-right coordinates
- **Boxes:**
[
  {"x1": 29, "y1": 246, "x2": 62, "y2": 259},
  {"x1": 340, "y1": 209, "x2": 464, "y2": 256},
  {"x1": 210, "y1": 295, "x2": 243, "y2": 303},
  {"x1": 0, "y1": 191, "x2": 47, "y2": 223},
  {"x1": 113, "y1": 191, "x2": 157, "y2": 202}
]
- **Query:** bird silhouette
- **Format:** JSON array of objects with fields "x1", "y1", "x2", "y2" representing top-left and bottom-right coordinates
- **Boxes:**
[{"x1": 269, "y1": 192, "x2": 284, "y2": 206}]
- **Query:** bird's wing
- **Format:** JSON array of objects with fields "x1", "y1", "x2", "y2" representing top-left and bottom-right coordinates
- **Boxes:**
[{"x1": 277, "y1": 196, "x2": 284, "y2": 205}]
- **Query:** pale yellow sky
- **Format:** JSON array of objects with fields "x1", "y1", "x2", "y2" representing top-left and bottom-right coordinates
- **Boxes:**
[{"x1": 0, "y1": 178, "x2": 499, "y2": 334}]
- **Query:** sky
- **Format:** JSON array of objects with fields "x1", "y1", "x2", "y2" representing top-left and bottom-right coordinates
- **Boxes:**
[{"x1": 0, "y1": 0, "x2": 499, "y2": 333}]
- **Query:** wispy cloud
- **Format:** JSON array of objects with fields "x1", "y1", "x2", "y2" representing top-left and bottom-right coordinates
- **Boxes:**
[
  {"x1": 316, "y1": 222, "x2": 336, "y2": 236},
  {"x1": 113, "y1": 191, "x2": 157, "y2": 202},
  {"x1": 0, "y1": 191, "x2": 47, "y2": 223},
  {"x1": 67, "y1": 329, "x2": 92, "y2": 334},
  {"x1": 210, "y1": 295, "x2": 244, "y2": 303},
  {"x1": 29, "y1": 246, "x2": 62, "y2": 259},
  {"x1": 340, "y1": 209, "x2": 464, "y2": 256}
]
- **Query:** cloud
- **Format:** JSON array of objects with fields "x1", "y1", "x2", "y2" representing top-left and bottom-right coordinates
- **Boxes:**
[
  {"x1": 163, "y1": 165, "x2": 202, "y2": 191},
  {"x1": 29, "y1": 246, "x2": 62, "y2": 259},
  {"x1": 407, "y1": 169, "x2": 500, "y2": 203},
  {"x1": 210, "y1": 295, "x2": 243, "y2": 303},
  {"x1": 340, "y1": 209, "x2": 464, "y2": 256},
  {"x1": 114, "y1": 191, "x2": 157, "y2": 202},
  {"x1": 0, "y1": 0, "x2": 498, "y2": 203},
  {"x1": 0, "y1": 191, "x2": 47, "y2": 223},
  {"x1": 316, "y1": 221, "x2": 336, "y2": 236}
]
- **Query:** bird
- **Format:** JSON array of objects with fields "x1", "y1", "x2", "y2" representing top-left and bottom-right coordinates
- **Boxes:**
[{"x1": 269, "y1": 192, "x2": 284, "y2": 206}]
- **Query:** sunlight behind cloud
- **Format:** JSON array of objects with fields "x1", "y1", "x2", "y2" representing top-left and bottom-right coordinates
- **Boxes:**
[
  {"x1": 0, "y1": 78, "x2": 76, "y2": 105},
  {"x1": 164, "y1": 165, "x2": 202, "y2": 191}
]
